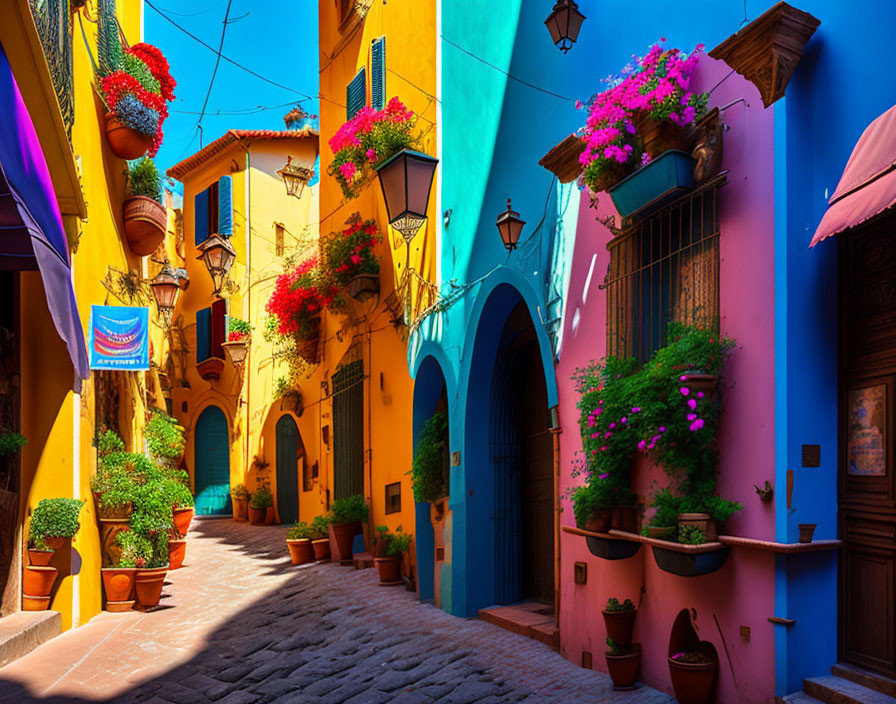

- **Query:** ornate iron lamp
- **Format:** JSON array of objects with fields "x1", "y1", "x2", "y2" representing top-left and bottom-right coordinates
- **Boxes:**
[
  {"x1": 375, "y1": 149, "x2": 438, "y2": 244},
  {"x1": 196, "y1": 235, "x2": 236, "y2": 295},
  {"x1": 545, "y1": 0, "x2": 586, "y2": 54},
  {"x1": 277, "y1": 155, "x2": 314, "y2": 199},
  {"x1": 496, "y1": 199, "x2": 525, "y2": 251},
  {"x1": 150, "y1": 264, "x2": 181, "y2": 325},
  {"x1": 221, "y1": 337, "x2": 250, "y2": 369}
]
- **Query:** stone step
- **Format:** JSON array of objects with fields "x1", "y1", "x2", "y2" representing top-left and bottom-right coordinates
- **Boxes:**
[
  {"x1": 832, "y1": 664, "x2": 896, "y2": 699},
  {"x1": 804, "y1": 675, "x2": 896, "y2": 704},
  {"x1": 352, "y1": 552, "x2": 374, "y2": 569},
  {"x1": 0, "y1": 611, "x2": 62, "y2": 668},
  {"x1": 780, "y1": 692, "x2": 825, "y2": 704},
  {"x1": 479, "y1": 602, "x2": 558, "y2": 651}
]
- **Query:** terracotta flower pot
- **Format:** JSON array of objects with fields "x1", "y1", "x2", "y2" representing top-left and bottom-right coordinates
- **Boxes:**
[
  {"x1": 28, "y1": 549, "x2": 54, "y2": 567},
  {"x1": 23, "y1": 566, "x2": 57, "y2": 598},
  {"x1": 172, "y1": 507, "x2": 194, "y2": 537},
  {"x1": 646, "y1": 525, "x2": 676, "y2": 541},
  {"x1": 42, "y1": 537, "x2": 66, "y2": 551},
  {"x1": 102, "y1": 567, "x2": 135, "y2": 611},
  {"x1": 232, "y1": 498, "x2": 248, "y2": 521},
  {"x1": 22, "y1": 595, "x2": 51, "y2": 611},
  {"x1": 602, "y1": 607, "x2": 638, "y2": 647},
  {"x1": 329, "y1": 521, "x2": 361, "y2": 563},
  {"x1": 606, "y1": 647, "x2": 640, "y2": 689},
  {"x1": 611, "y1": 506, "x2": 638, "y2": 533},
  {"x1": 248, "y1": 506, "x2": 266, "y2": 525},
  {"x1": 798, "y1": 523, "x2": 816, "y2": 543},
  {"x1": 265, "y1": 506, "x2": 276, "y2": 525},
  {"x1": 134, "y1": 567, "x2": 168, "y2": 610},
  {"x1": 122, "y1": 196, "x2": 166, "y2": 256},
  {"x1": 678, "y1": 513, "x2": 717, "y2": 541},
  {"x1": 346, "y1": 273, "x2": 380, "y2": 302},
  {"x1": 105, "y1": 112, "x2": 152, "y2": 160},
  {"x1": 98, "y1": 502, "x2": 132, "y2": 520},
  {"x1": 295, "y1": 318, "x2": 321, "y2": 363},
  {"x1": 287, "y1": 539, "x2": 314, "y2": 565},
  {"x1": 668, "y1": 657, "x2": 717, "y2": 704},
  {"x1": 99, "y1": 518, "x2": 130, "y2": 568},
  {"x1": 585, "y1": 509, "x2": 611, "y2": 533},
  {"x1": 168, "y1": 538, "x2": 187, "y2": 570},
  {"x1": 375, "y1": 556, "x2": 402, "y2": 584},
  {"x1": 679, "y1": 373, "x2": 719, "y2": 396},
  {"x1": 312, "y1": 538, "x2": 331, "y2": 561}
]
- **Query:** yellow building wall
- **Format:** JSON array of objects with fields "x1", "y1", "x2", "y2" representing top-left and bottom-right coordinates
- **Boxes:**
[
  {"x1": 3, "y1": 1, "x2": 148, "y2": 629},
  {"x1": 314, "y1": 0, "x2": 439, "y2": 559}
]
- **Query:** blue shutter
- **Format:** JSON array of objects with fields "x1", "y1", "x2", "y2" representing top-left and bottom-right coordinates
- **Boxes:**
[
  {"x1": 196, "y1": 307, "x2": 211, "y2": 363},
  {"x1": 217, "y1": 175, "x2": 233, "y2": 237},
  {"x1": 371, "y1": 38, "x2": 385, "y2": 111},
  {"x1": 346, "y1": 68, "x2": 366, "y2": 120},
  {"x1": 194, "y1": 188, "x2": 209, "y2": 246}
]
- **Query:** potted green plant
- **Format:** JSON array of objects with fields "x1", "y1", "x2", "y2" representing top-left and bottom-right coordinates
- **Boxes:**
[
  {"x1": 123, "y1": 157, "x2": 166, "y2": 256},
  {"x1": 286, "y1": 522, "x2": 316, "y2": 565},
  {"x1": 230, "y1": 483, "x2": 250, "y2": 522},
  {"x1": 222, "y1": 317, "x2": 252, "y2": 367},
  {"x1": 146, "y1": 410, "x2": 186, "y2": 470},
  {"x1": 605, "y1": 638, "x2": 640, "y2": 690},
  {"x1": 641, "y1": 488, "x2": 679, "y2": 540},
  {"x1": 668, "y1": 647, "x2": 718, "y2": 704},
  {"x1": 602, "y1": 597, "x2": 637, "y2": 647},
  {"x1": 322, "y1": 215, "x2": 381, "y2": 302},
  {"x1": 23, "y1": 498, "x2": 84, "y2": 611},
  {"x1": 310, "y1": 515, "x2": 332, "y2": 561},
  {"x1": 374, "y1": 526, "x2": 411, "y2": 585},
  {"x1": 102, "y1": 531, "x2": 144, "y2": 612},
  {"x1": 328, "y1": 494, "x2": 369, "y2": 564},
  {"x1": 248, "y1": 485, "x2": 273, "y2": 525},
  {"x1": 164, "y1": 473, "x2": 193, "y2": 569},
  {"x1": 411, "y1": 410, "x2": 450, "y2": 527}
]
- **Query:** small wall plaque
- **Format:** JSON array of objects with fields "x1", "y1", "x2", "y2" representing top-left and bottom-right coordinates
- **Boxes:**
[
  {"x1": 802, "y1": 444, "x2": 821, "y2": 468},
  {"x1": 581, "y1": 651, "x2": 592, "y2": 669},
  {"x1": 451, "y1": 451, "x2": 461, "y2": 466},
  {"x1": 574, "y1": 561, "x2": 587, "y2": 585}
]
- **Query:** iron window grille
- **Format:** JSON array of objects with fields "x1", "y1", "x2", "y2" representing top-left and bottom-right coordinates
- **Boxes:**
[
  {"x1": 30, "y1": 0, "x2": 75, "y2": 142},
  {"x1": 604, "y1": 174, "x2": 726, "y2": 361},
  {"x1": 385, "y1": 482, "x2": 400, "y2": 514}
]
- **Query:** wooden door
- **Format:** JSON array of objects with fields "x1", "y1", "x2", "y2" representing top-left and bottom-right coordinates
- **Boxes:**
[
  {"x1": 194, "y1": 405, "x2": 231, "y2": 516},
  {"x1": 332, "y1": 360, "x2": 364, "y2": 501},
  {"x1": 840, "y1": 216, "x2": 896, "y2": 676},
  {"x1": 276, "y1": 415, "x2": 300, "y2": 524},
  {"x1": 0, "y1": 271, "x2": 19, "y2": 616}
]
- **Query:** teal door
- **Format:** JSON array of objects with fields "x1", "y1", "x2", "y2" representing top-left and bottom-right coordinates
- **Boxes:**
[
  {"x1": 333, "y1": 360, "x2": 364, "y2": 500},
  {"x1": 276, "y1": 415, "x2": 300, "y2": 524},
  {"x1": 194, "y1": 406, "x2": 231, "y2": 515}
]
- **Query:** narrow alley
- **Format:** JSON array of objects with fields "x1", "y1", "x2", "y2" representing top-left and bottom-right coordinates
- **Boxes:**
[{"x1": 0, "y1": 519, "x2": 670, "y2": 704}]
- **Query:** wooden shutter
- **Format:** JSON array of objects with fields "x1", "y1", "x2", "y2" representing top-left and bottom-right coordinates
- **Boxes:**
[
  {"x1": 332, "y1": 360, "x2": 364, "y2": 500},
  {"x1": 195, "y1": 307, "x2": 211, "y2": 362},
  {"x1": 371, "y1": 37, "x2": 386, "y2": 111},
  {"x1": 346, "y1": 68, "x2": 366, "y2": 120},
  {"x1": 194, "y1": 189, "x2": 209, "y2": 245},
  {"x1": 211, "y1": 298, "x2": 227, "y2": 359},
  {"x1": 217, "y1": 175, "x2": 233, "y2": 237}
]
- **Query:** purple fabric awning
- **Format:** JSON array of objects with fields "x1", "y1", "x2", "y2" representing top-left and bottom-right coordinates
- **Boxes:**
[{"x1": 0, "y1": 40, "x2": 89, "y2": 385}]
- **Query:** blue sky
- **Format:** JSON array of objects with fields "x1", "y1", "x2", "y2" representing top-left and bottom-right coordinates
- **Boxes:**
[{"x1": 144, "y1": 0, "x2": 320, "y2": 180}]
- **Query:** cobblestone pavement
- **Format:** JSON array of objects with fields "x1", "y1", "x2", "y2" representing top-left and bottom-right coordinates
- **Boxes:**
[{"x1": 0, "y1": 519, "x2": 671, "y2": 704}]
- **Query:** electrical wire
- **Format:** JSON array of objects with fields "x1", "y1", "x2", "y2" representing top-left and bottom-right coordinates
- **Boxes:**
[
  {"x1": 171, "y1": 100, "x2": 299, "y2": 116},
  {"x1": 194, "y1": 0, "x2": 234, "y2": 142},
  {"x1": 151, "y1": 1, "x2": 225, "y2": 17}
]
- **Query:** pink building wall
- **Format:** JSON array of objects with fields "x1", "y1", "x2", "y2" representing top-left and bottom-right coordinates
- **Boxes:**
[{"x1": 556, "y1": 56, "x2": 778, "y2": 703}]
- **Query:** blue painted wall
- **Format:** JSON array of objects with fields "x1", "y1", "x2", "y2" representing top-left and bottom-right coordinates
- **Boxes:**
[{"x1": 412, "y1": 0, "x2": 896, "y2": 694}]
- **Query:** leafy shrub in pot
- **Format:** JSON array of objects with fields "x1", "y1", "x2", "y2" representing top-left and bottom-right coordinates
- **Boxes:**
[
  {"x1": 411, "y1": 410, "x2": 449, "y2": 504},
  {"x1": 29, "y1": 498, "x2": 84, "y2": 550},
  {"x1": 602, "y1": 597, "x2": 637, "y2": 647}
]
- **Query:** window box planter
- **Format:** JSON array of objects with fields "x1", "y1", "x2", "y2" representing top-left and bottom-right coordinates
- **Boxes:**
[
  {"x1": 346, "y1": 273, "x2": 380, "y2": 302},
  {"x1": 677, "y1": 513, "x2": 717, "y2": 542},
  {"x1": 679, "y1": 373, "x2": 718, "y2": 396},
  {"x1": 196, "y1": 357, "x2": 225, "y2": 382},
  {"x1": 104, "y1": 112, "x2": 152, "y2": 160},
  {"x1": 562, "y1": 525, "x2": 642, "y2": 561},
  {"x1": 607, "y1": 150, "x2": 695, "y2": 220},
  {"x1": 295, "y1": 317, "x2": 322, "y2": 364},
  {"x1": 122, "y1": 196, "x2": 166, "y2": 256},
  {"x1": 651, "y1": 544, "x2": 730, "y2": 577}
]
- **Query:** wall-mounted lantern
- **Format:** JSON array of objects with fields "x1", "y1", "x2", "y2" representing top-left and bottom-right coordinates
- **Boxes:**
[
  {"x1": 196, "y1": 235, "x2": 236, "y2": 295},
  {"x1": 150, "y1": 265, "x2": 180, "y2": 322},
  {"x1": 376, "y1": 149, "x2": 439, "y2": 244},
  {"x1": 277, "y1": 155, "x2": 314, "y2": 199},
  {"x1": 545, "y1": 0, "x2": 585, "y2": 54},
  {"x1": 496, "y1": 198, "x2": 525, "y2": 251},
  {"x1": 221, "y1": 338, "x2": 250, "y2": 369}
]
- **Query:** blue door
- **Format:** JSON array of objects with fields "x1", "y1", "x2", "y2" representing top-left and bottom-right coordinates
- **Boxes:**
[
  {"x1": 276, "y1": 415, "x2": 300, "y2": 524},
  {"x1": 194, "y1": 405, "x2": 231, "y2": 515}
]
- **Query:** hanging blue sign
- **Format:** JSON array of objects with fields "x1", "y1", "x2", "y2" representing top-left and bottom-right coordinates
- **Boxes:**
[{"x1": 88, "y1": 305, "x2": 149, "y2": 371}]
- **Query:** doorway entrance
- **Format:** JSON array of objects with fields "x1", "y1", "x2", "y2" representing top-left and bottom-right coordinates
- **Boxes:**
[
  {"x1": 194, "y1": 405, "x2": 231, "y2": 516},
  {"x1": 0, "y1": 271, "x2": 19, "y2": 617},
  {"x1": 490, "y1": 302, "x2": 554, "y2": 605},
  {"x1": 839, "y1": 215, "x2": 896, "y2": 677},
  {"x1": 276, "y1": 415, "x2": 302, "y2": 524},
  {"x1": 332, "y1": 359, "x2": 364, "y2": 501}
]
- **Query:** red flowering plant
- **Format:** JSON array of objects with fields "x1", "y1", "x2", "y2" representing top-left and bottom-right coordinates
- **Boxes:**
[
  {"x1": 327, "y1": 97, "x2": 418, "y2": 198},
  {"x1": 100, "y1": 42, "x2": 176, "y2": 156},
  {"x1": 265, "y1": 256, "x2": 334, "y2": 341},
  {"x1": 321, "y1": 214, "x2": 381, "y2": 288},
  {"x1": 576, "y1": 40, "x2": 709, "y2": 193},
  {"x1": 227, "y1": 317, "x2": 251, "y2": 343}
]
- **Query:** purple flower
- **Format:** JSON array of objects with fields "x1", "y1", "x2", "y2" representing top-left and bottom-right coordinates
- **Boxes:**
[
  {"x1": 600, "y1": 445, "x2": 608, "y2": 451},
  {"x1": 697, "y1": 392, "x2": 705, "y2": 399},
  {"x1": 620, "y1": 417, "x2": 627, "y2": 424},
  {"x1": 689, "y1": 419, "x2": 704, "y2": 432},
  {"x1": 680, "y1": 387, "x2": 690, "y2": 396},
  {"x1": 687, "y1": 399, "x2": 697, "y2": 410},
  {"x1": 609, "y1": 423, "x2": 616, "y2": 429},
  {"x1": 637, "y1": 440, "x2": 646, "y2": 451},
  {"x1": 679, "y1": 375, "x2": 688, "y2": 382},
  {"x1": 658, "y1": 426, "x2": 666, "y2": 433},
  {"x1": 687, "y1": 413, "x2": 697, "y2": 421},
  {"x1": 631, "y1": 407, "x2": 641, "y2": 413},
  {"x1": 599, "y1": 473, "x2": 610, "y2": 479}
]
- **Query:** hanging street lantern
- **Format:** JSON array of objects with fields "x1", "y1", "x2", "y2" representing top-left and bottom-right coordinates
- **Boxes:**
[
  {"x1": 277, "y1": 155, "x2": 314, "y2": 199},
  {"x1": 150, "y1": 264, "x2": 181, "y2": 325},
  {"x1": 196, "y1": 235, "x2": 237, "y2": 295},
  {"x1": 375, "y1": 149, "x2": 438, "y2": 244},
  {"x1": 545, "y1": 0, "x2": 586, "y2": 54},
  {"x1": 496, "y1": 198, "x2": 526, "y2": 251},
  {"x1": 221, "y1": 338, "x2": 250, "y2": 369}
]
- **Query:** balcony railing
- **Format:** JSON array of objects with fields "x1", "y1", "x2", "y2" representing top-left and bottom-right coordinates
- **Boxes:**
[{"x1": 29, "y1": 0, "x2": 74, "y2": 142}]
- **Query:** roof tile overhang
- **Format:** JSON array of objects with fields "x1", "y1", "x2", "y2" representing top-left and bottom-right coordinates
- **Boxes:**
[
  {"x1": 539, "y1": 134, "x2": 586, "y2": 184},
  {"x1": 167, "y1": 128, "x2": 319, "y2": 181}
]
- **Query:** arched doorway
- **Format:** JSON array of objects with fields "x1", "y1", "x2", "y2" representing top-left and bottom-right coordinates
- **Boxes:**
[
  {"x1": 490, "y1": 302, "x2": 553, "y2": 604},
  {"x1": 194, "y1": 405, "x2": 231, "y2": 516},
  {"x1": 276, "y1": 414, "x2": 302, "y2": 524}
]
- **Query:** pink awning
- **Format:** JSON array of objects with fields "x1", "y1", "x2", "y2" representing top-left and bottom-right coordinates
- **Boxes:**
[{"x1": 810, "y1": 104, "x2": 896, "y2": 247}]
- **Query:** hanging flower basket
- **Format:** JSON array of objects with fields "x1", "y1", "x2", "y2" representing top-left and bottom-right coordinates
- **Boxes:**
[
  {"x1": 196, "y1": 357, "x2": 224, "y2": 381},
  {"x1": 122, "y1": 196, "x2": 166, "y2": 256},
  {"x1": 295, "y1": 319, "x2": 321, "y2": 364},
  {"x1": 606, "y1": 150, "x2": 695, "y2": 219},
  {"x1": 346, "y1": 273, "x2": 380, "y2": 302},
  {"x1": 105, "y1": 112, "x2": 153, "y2": 160}
]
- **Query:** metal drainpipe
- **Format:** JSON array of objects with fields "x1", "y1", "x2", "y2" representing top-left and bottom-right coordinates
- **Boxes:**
[
  {"x1": 551, "y1": 423, "x2": 562, "y2": 628},
  {"x1": 244, "y1": 146, "x2": 251, "y2": 486},
  {"x1": 367, "y1": 327, "x2": 373, "y2": 537}
]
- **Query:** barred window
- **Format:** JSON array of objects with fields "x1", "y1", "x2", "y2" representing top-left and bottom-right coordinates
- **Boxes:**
[
  {"x1": 605, "y1": 177, "x2": 725, "y2": 361},
  {"x1": 385, "y1": 482, "x2": 401, "y2": 514}
]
